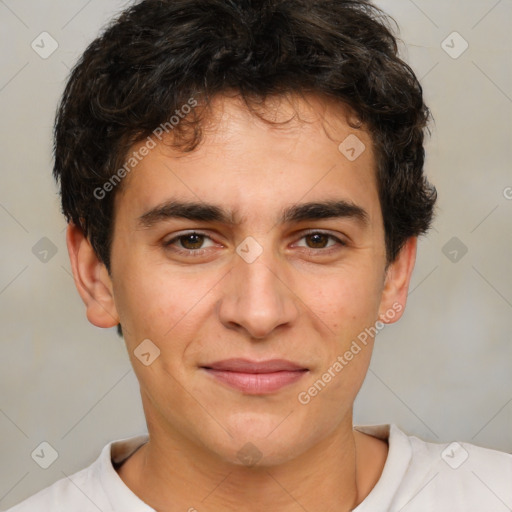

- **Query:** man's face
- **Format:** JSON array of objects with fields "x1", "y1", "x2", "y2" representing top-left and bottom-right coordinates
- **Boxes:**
[{"x1": 107, "y1": 94, "x2": 406, "y2": 465}]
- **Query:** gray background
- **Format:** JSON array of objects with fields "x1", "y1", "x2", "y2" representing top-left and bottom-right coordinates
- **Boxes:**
[{"x1": 0, "y1": 0, "x2": 511, "y2": 508}]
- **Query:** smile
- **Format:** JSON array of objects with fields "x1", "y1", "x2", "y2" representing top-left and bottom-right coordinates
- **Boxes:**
[{"x1": 201, "y1": 358, "x2": 309, "y2": 394}]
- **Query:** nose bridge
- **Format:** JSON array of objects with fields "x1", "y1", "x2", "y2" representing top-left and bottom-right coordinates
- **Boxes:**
[
  {"x1": 240, "y1": 256, "x2": 281, "y2": 307},
  {"x1": 218, "y1": 245, "x2": 298, "y2": 338}
]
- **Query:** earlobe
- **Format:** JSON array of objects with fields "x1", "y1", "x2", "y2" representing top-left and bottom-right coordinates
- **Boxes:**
[
  {"x1": 66, "y1": 223, "x2": 120, "y2": 328},
  {"x1": 378, "y1": 237, "x2": 417, "y2": 324}
]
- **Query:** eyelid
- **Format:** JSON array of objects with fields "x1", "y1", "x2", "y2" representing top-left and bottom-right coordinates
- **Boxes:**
[
  {"x1": 164, "y1": 229, "x2": 345, "y2": 243},
  {"x1": 162, "y1": 228, "x2": 347, "y2": 257},
  {"x1": 163, "y1": 230, "x2": 219, "y2": 248},
  {"x1": 291, "y1": 229, "x2": 348, "y2": 247}
]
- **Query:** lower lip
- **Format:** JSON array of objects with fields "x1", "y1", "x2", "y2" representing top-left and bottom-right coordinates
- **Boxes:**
[{"x1": 203, "y1": 369, "x2": 307, "y2": 394}]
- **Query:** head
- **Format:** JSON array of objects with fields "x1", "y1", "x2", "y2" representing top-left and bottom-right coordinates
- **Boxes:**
[{"x1": 57, "y1": 0, "x2": 436, "y2": 466}]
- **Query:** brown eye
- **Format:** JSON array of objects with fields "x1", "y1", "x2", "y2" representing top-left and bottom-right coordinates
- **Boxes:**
[
  {"x1": 178, "y1": 233, "x2": 205, "y2": 250},
  {"x1": 293, "y1": 231, "x2": 345, "y2": 253},
  {"x1": 305, "y1": 233, "x2": 331, "y2": 248},
  {"x1": 163, "y1": 231, "x2": 218, "y2": 257}
]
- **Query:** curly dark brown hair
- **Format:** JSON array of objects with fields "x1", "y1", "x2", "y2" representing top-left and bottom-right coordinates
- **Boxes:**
[{"x1": 54, "y1": 0, "x2": 436, "y2": 290}]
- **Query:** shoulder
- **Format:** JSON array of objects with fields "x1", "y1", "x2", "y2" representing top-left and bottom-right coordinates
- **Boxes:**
[
  {"x1": 6, "y1": 434, "x2": 150, "y2": 512},
  {"x1": 354, "y1": 424, "x2": 512, "y2": 511},
  {"x1": 5, "y1": 464, "x2": 103, "y2": 512},
  {"x1": 396, "y1": 426, "x2": 512, "y2": 510}
]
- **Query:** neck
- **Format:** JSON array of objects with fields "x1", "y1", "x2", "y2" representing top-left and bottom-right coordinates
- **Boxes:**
[{"x1": 117, "y1": 413, "x2": 371, "y2": 512}]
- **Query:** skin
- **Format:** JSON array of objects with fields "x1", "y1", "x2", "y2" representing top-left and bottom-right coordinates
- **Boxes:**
[{"x1": 67, "y1": 93, "x2": 417, "y2": 511}]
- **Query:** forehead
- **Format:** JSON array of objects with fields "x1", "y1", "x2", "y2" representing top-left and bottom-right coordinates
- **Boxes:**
[{"x1": 115, "y1": 93, "x2": 381, "y2": 226}]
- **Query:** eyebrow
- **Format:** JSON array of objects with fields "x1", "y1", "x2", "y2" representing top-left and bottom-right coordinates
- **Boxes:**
[{"x1": 137, "y1": 199, "x2": 369, "y2": 228}]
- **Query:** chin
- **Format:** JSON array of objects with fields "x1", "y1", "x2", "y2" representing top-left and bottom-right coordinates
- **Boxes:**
[{"x1": 204, "y1": 418, "x2": 318, "y2": 468}]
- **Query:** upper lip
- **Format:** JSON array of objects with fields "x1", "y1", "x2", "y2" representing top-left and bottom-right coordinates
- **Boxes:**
[{"x1": 202, "y1": 358, "x2": 307, "y2": 373}]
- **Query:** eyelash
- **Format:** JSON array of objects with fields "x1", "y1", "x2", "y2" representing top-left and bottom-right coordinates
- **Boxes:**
[{"x1": 163, "y1": 230, "x2": 347, "y2": 257}]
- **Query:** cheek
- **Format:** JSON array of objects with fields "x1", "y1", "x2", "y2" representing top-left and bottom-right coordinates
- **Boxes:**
[
  {"x1": 299, "y1": 263, "x2": 385, "y2": 336},
  {"x1": 112, "y1": 261, "x2": 211, "y2": 345}
]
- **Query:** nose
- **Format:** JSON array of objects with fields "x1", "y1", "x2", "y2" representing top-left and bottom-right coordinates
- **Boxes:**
[{"x1": 217, "y1": 251, "x2": 299, "y2": 340}]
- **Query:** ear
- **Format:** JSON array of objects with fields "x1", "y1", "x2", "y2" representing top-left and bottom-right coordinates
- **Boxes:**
[
  {"x1": 378, "y1": 237, "x2": 417, "y2": 324},
  {"x1": 66, "y1": 222, "x2": 120, "y2": 328}
]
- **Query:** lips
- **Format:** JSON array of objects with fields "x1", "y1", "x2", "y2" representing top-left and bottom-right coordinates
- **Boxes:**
[{"x1": 201, "y1": 358, "x2": 308, "y2": 394}]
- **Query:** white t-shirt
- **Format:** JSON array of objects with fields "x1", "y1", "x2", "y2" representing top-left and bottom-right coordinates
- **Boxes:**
[{"x1": 6, "y1": 424, "x2": 512, "y2": 511}]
